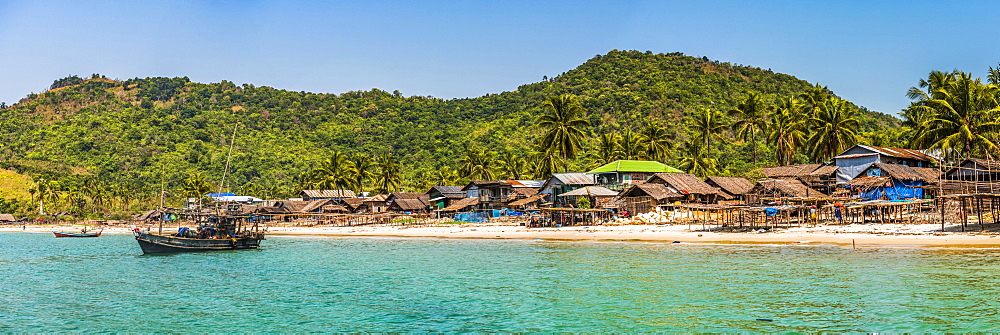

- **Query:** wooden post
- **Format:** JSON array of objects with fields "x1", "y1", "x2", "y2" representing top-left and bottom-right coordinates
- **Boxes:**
[
  {"x1": 958, "y1": 198, "x2": 969, "y2": 232},
  {"x1": 977, "y1": 197, "x2": 984, "y2": 231}
]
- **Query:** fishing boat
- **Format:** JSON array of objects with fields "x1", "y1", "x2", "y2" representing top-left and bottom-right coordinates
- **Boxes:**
[
  {"x1": 53, "y1": 229, "x2": 102, "y2": 237},
  {"x1": 133, "y1": 212, "x2": 265, "y2": 254}
]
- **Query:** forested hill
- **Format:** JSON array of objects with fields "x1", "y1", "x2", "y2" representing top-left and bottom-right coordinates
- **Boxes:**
[{"x1": 0, "y1": 49, "x2": 899, "y2": 209}]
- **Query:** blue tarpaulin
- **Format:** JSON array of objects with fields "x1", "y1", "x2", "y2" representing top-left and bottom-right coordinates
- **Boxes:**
[
  {"x1": 859, "y1": 180, "x2": 923, "y2": 201},
  {"x1": 454, "y1": 213, "x2": 488, "y2": 223}
]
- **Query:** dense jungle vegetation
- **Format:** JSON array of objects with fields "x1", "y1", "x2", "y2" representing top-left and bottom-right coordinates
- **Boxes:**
[{"x1": 0, "y1": 49, "x2": 910, "y2": 218}]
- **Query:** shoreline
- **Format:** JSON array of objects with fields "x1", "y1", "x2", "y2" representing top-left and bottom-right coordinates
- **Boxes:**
[{"x1": 7, "y1": 223, "x2": 1000, "y2": 248}]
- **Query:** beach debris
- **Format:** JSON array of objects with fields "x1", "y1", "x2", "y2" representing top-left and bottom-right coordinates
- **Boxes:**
[{"x1": 612, "y1": 207, "x2": 692, "y2": 225}]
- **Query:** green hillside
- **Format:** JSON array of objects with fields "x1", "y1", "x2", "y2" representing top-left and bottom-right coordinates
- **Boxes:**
[{"x1": 0, "y1": 50, "x2": 899, "y2": 215}]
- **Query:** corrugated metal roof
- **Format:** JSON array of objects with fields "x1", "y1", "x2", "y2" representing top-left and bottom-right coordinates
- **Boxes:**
[
  {"x1": 428, "y1": 186, "x2": 464, "y2": 198},
  {"x1": 587, "y1": 160, "x2": 683, "y2": 174},
  {"x1": 301, "y1": 190, "x2": 357, "y2": 198},
  {"x1": 557, "y1": 186, "x2": 619, "y2": 197},
  {"x1": 514, "y1": 180, "x2": 545, "y2": 188},
  {"x1": 552, "y1": 173, "x2": 596, "y2": 185},
  {"x1": 834, "y1": 145, "x2": 935, "y2": 161},
  {"x1": 364, "y1": 194, "x2": 389, "y2": 202},
  {"x1": 864, "y1": 145, "x2": 935, "y2": 161}
]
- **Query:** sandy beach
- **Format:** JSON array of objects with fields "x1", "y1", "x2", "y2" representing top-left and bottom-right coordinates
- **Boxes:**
[{"x1": 7, "y1": 222, "x2": 1000, "y2": 247}]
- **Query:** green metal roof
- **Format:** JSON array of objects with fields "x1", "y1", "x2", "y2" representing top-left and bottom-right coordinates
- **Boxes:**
[{"x1": 586, "y1": 160, "x2": 683, "y2": 174}]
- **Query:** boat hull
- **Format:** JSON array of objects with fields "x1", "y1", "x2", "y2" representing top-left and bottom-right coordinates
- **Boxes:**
[
  {"x1": 53, "y1": 231, "x2": 102, "y2": 237},
  {"x1": 134, "y1": 231, "x2": 262, "y2": 254}
]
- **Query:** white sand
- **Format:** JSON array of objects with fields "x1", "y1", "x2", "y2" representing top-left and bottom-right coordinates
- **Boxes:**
[{"x1": 7, "y1": 222, "x2": 1000, "y2": 247}]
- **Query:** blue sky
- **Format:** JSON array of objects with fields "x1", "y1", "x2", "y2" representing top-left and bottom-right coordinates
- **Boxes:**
[{"x1": 1, "y1": 1, "x2": 998, "y2": 115}]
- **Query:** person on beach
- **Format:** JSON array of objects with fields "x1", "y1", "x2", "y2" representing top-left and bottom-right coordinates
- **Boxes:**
[{"x1": 834, "y1": 203, "x2": 844, "y2": 222}]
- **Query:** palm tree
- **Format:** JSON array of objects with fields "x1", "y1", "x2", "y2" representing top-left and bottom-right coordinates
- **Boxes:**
[
  {"x1": 639, "y1": 121, "x2": 674, "y2": 162},
  {"x1": 766, "y1": 97, "x2": 807, "y2": 165},
  {"x1": 618, "y1": 128, "x2": 645, "y2": 160},
  {"x1": 530, "y1": 145, "x2": 563, "y2": 179},
  {"x1": 537, "y1": 94, "x2": 591, "y2": 161},
  {"x1": 805, "y1": 98, "x2": 860, "y2": 162},
  {"x1": 989, "y1": 64, "x2": 1000, "y2": 85},
  {"x1": 37, "y1": 179, "x2": 63, "y2": 214},
  {"x1": 908, "y1": 72, "x2": 1000, "y2": 160},
  {"x1": 433, "y1": 166, "x2": 460, "y2": 186},
  {"x1": 374, "y1": 153, "x2": 402, "y2": 193},
  {"x1": 729, "y1": 92, "x2": 769, "y2": 165},
  {"x1": 498, "y1": 152, "x2": 527, "y2": 180},
  {"x1": 458, "y1": 147, "x2": 496, "y2": 180},
  {"x1": 799, "y1": 82, "x2": 832, "y2": 113},
  {"x1": 688, "y1": 107, "x2": 727, "y2": 160},
  {"x1": 182, "y1": 173, "x2": 213, "y2": 206},
  {"x1": 591, "y1": 132, "x2": 621, "y2": 165},
  {"x1": 313, "y1": 151, "x2": 358, "y2": 191},
  {"x1": 351, "y1": 153, "x2": 376, "y2": 195},
  {"x1": 677, "y1": 139, "x2": 718, "y2": 178}
]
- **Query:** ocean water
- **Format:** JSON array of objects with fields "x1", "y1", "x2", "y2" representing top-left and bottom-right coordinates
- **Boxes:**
[{"x1": 2, "y1": 232, "x2": 1000, "y2": 332}]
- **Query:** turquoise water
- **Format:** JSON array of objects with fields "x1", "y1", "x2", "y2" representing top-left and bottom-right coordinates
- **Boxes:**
[{"x1": 3, "y1": 232, "x2": 1000, "y2": 332}]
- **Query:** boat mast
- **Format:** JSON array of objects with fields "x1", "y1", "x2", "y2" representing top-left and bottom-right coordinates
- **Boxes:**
[
  {"x1": 216, "y1": 124, "x2": 239, "y2": 220},
  {"x1": 218, "y1": 124, "x2": 238, "y2": 196},
  {"x1": 159, "y1": 160, "x2": 165, "y2": 235}
]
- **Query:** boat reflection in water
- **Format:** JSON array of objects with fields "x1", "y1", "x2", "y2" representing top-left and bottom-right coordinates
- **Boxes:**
[{"x1": 133, "y1": 207, "x2": 266, "y2": 254}]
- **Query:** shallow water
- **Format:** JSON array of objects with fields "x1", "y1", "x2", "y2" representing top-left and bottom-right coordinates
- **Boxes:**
[{"x1": 2, "y1": 232, "x2": 1000, "y2": 332}]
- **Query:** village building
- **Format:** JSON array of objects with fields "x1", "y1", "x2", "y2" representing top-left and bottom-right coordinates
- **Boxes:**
[
  {"x1": 508, "y1": 194, "x2": 548, "y2": 209},
  {"x1": 645, "y1": 173, "x2": 721, "y2": 203},
  {"x1": 745, "y1": 179, "x2": 828, "y2": 204},
  {"x1": 439, "y1": 197, "x2": 480, "y2": 212},
  {"x1": 946, "y1": 158, "x2": 1000, "y2": 181},
  {"x1": 385, "y1": 193, "x2": 431, "y2": 212},
  {"x1": 338, "y1": 197, "x2": 366, "y2": 213},
  {"x1": 0, "y1": 214, "x2": 16, "y2": 224},
  {"x1": 759, "y1": 164, "x2": 839, "y2": 194},
  {"x1": 462, "y1": 180, "x2": 514, "y2": 209},
  {"x1": 539, "y1": 173, "x2": 597, "y2": 207},
  {"x1": 506, "y1": 180, "x2": 543, "y2": 202},
  {"x1": 704, "y1": 176, "x2": 754, "y2": 202},
  {"x1": 363, "y1": 194, "x2": 389, "y2": 213},
  {"x1": 587, "y1": 160, "x2": 683, "y2": 190},
  {"x1": 300, "y1": 190, "x2": 358, "y2": 201},
  {"x1": 847, "y1": 163, "x2": 941, "y2": 200},
  {"x1": 388, "y1": 198, "x2": 430, "y2": 213},
  {"x1": 832, "y1": 145, "x2": 936, "y2": 184},
  {"x1": 426, "y1": 186, "x2": 466, "y2": 210},
  {"x1": 615, "y1": 183, "x2": 682, "y2": 215},
  {"x1": 556, "y1": 186, "x2": 619, "y2": 209}
]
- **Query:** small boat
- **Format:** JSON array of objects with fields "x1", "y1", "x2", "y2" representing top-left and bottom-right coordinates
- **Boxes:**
[
  {"x1": 53, "y1": 229, "x2": 102, "y2": 237},
  {"x1": 133, "y1": 213, "x2": 265, "y2": 254}
]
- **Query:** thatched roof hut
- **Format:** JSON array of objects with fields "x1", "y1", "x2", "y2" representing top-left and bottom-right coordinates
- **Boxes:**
[
  {"x1": 440, "y1": 197, "x2": 480, "y2": 212},
  {"x1": 760, "y1": 164, "x2": 821, "y2": 179},
  {"x1": 508, "y1": 194, "x2": 547, "y2": 209},
  {"x1": 748, "y1": 179, "x2": 828, "y2": 199},
  {"x1": 704, "y1": 176, "x2": 754, "y2": 200}
]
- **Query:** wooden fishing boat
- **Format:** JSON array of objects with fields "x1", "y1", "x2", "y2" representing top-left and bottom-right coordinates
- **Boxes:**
[
  {"x1": 133, "y1": 213, "x2": 265, "y2": 254},
  {"x1": 53, "y1": 230, "x2": 102, "y2": 237},
  {"x1": 133, "y1": 230, "x2": 263, "y2": 253}
]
